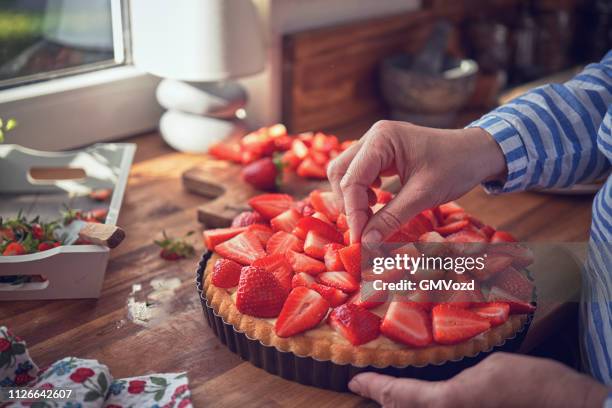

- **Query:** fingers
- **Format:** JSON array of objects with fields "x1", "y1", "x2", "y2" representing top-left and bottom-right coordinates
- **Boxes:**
[
  {"x1": 327, "y1": 141, "x2": 362, "y2": 212},
  {"x1": 362, "y1": 179, "x2": 430, "y2": 245},
  {"x1": 349, "y1": 372, "x2": 440, "y2": 407}
]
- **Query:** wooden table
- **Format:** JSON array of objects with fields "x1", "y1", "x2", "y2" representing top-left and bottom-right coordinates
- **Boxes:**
[{"x1": 1, "y1": 130, "x2": 595, "y2": 407}]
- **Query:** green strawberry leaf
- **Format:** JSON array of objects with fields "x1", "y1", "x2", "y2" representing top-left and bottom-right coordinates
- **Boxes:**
[
  {"x1": 84, "y1": 390, "x2": 100, "y2": 401},
  {"x1": 150, "y1": 376, "x2": 167, "y2": 386}
]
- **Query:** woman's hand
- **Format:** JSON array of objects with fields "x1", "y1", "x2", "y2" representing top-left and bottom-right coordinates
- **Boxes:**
[
  {"x1": 348, "y1": 353, "x2": 610, "y2": 408},
  {"x1": 327, "y1": 120, "x2": 506, "y2": 244}
]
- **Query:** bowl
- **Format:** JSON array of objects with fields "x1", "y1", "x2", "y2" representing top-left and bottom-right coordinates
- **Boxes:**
[{"x1": 380, "y1": 54, "x2": 478, "y2": 127}]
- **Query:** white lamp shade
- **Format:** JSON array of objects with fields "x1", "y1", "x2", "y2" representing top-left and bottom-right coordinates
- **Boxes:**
[{"x1": 130, "y1": 0, "x2": 265, "y2": 81}]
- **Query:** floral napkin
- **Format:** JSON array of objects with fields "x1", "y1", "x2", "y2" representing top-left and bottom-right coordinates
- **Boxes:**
[{"x1": 0, "y1": 327, "x2": 192, "y2": 408}]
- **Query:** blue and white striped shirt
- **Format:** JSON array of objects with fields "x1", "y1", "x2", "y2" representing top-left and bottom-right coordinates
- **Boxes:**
[{"x1": 470, "y1": 50, "x2": 612, "y2": 403}]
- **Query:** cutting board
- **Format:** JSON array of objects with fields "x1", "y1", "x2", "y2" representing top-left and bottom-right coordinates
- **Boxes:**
[{"x1": 182, "y1": 158, "x2": 330, "y2": 228}]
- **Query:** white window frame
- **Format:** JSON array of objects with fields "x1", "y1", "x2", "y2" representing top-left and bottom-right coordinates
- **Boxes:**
[{"x1": 0, "y1": 0, "x2": 161, "y2": 151}]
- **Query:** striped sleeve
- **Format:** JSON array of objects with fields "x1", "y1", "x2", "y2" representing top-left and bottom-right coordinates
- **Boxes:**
[
  {"x1": 604, "y1": 390, "x2": 612, "y2": 408},
  {"x1": 469, "y1": 50, "x2": 612, "y2": 193}
]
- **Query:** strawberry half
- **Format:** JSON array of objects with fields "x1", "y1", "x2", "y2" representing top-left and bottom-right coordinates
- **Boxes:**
[
  {"x1": 266, "y1": 231, "x2": 304, "y2": 255},
  {"x1": 291, "y1": 272, "x2": 316, "y2": 288},
  {"x1": 349, "y1": 282, "x2": 388, "y2": 309},
  {"x1": 252, "y1": 254, "x2": 293, "y2": 292},
  {"x1": 303, "y1": 231, "x2": 331, "y2": 260},
  {"x1": 275, "y1": 287, "x2": 329, "y2": 337},
  {"x1": 293, "y1": 216, "x2": 343, "y2": 243},
  {"x1": 202, "y1": 226, "x2": 247, "y2": 250},
  {"x1": 471, "y1": 302, "x2": 510, "y2": 326},
  {"x1": 310, "y1": 282, "x2": 348, "y2": 307},
  {"x1": 309, "y1": 190, "x2": 340, "y2": 222},
  {"x1": 435, "y1": 220, "x2": 470, "y2": 236},
  {"x1": 236, "y1": 266, "x2": 289, "y2": 318},
  {"x1": 215, "y1": 231, "x2": 266, "y2": 265},
  {"x1": 247, "y1": 224, "x2": 273, "y2": 246},
  {"x1": 248, "y1": 194, "x2": 294, "y2": 219},
  {"x1": 338, "y1": 243, "x2": 361, "y2": 278},
  {"x1": 471, "y1": 253, "x2": 514, "y2": 281},
  {"x1": 287, "y1": 250, "x2": 326, "y2": 275},
  {"x1": 317, "y1": 271, "x2": 359, "y2": 293},
  {"x1": 232, "y1": 211, "x2": 265, "y2": 227},
  {"x1": 211, "y1": 258, "x2": 243, "y2": 288},
  {"x1": 324, "y1": 242, "x2": 345, "y2": 271},
  {"x1": 328, "y1": 303, "x2": 381, "y2": 346},
  {"x1": 297, "y1": 157, "x2": 327, "y2": 179},
  {"x1": 270, "y1": 208, "x2": 301, "y2": 233},
  {"x1": 432, "y1": 304, "x2": 491, "y2": 345},
  {"x1": 488, "y1": 286, "x2": 536, "y2": 314},
  {"x1": 209, "y1": 142, "x2": 242, "y2": 163},
  {"x1": 488, "y1": 266, "x2": 534, "y2": 302},
  {"x1": 381, "y1": 302, "x2": 433, "y2": 347},
  {"x1": 490, "y1": 231, "x2": 517, "y2": 243}
]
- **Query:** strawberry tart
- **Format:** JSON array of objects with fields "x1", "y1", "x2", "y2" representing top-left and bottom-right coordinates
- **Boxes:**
[{"x1": 199, "y1": 190, "x2": 536, "y2": 385}]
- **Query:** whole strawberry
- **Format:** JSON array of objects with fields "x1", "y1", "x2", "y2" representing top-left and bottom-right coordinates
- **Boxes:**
[
  {"x1": 241, "y1": 157, "x2": 282, "y2": 191},
  {"x1": 236, "y1": 266, "x2": 288, "y2": 318}
]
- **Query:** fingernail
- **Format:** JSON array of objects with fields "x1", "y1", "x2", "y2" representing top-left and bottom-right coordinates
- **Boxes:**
[
  {"x1": 363, "y1": 230, "x2": 382, "y2": 246},
  {"x1": 348, "y1": 378, "x2": 361, "y2": 394}
]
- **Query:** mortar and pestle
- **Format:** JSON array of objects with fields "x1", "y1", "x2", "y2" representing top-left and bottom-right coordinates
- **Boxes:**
[{"x1": 380, "y1": 21, "x2": 478, "y2": 128}]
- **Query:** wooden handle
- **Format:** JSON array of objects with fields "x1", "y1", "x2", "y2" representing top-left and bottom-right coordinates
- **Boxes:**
[{"x1": 78, "y1": 223, "x2": 126, "y2": 249}]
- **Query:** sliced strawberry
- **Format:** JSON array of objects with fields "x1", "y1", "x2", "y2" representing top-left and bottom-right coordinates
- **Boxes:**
[
  {"x1": 480, "y1": 225, "x2": 496, "y2": 239},
  {"x1": 303, "y1": 231, "x2": 331, "y2": 260},
  {"x1": 309, "y1": 190, "x2": 340, "y2": 222},
  {"x1": 435, "y1": 220, "x2": 470, "y2": 236},
  {"x1": 488, "y1": 266, "x2": 534, "y2": 302},
  {"x1": 248, "y1": 194, "x2": 294, "y2": 219},
  {"x1": 294, "y1": 216, "x2": 343, "y2": 243},
  {"x1": 232, "y1": 211, "x2": 265, "y2": 227},
  {"x1": 444, "y1": 212, "x2": 469, "y2": 224},
  {"x1": 446, "y1": 230, "x2": 488, "y2": 256},
  {"x1": 292, "y1": 139, "x2": 309, "y2": 159},
  {"x1": 420, "y1": 209, "x2": 439, "y2": 229},
  {"x1": 488, "y1": 243, "x2": 534, "y2": 269},
  {"x1": 488, "y1": 286, "x2": 536, "y2": 314},
  {"x1": 328, "y1": 303, "x2": 381, "y2": 346},
  {"x1": 287, "y1": 250, "x2": 326, "y2": 275},
  {"x1": 270, "y1": 208, "x2": 301, "y2": 233},
  {"x1": 338, "y1": 243, "x2": 361, "y2": 278},
  {"x1": 401, "y1": 213, "x2": 433, "y2": 237},
  {"x1": 281, "y1": 150, "x2": 301, "y2": 170},
  {"x1": 311, "y1": 211, "x2": 332, "y2": 224},
  {"x1": 291, "y1": 272, "x2": 316, "y2": 288},
  {"x1": 236, "y1": 266, "x2": 289, "y2": 318},
  {"x1": 312, "y1": 132, "x2": 339, "y2": 152},
  {"x1": 275, "y1": 287, "x2": 329, "y2": 337},
  {"x1": 471, "y1": 302, "x2": 510, "y2": 326},
  {"x1": 432, "y1": 304, "x2": 491, "y2": 345},
  {"x1": 310, "y1": 283, "x2": 348, "y2": 307},
  {"x1": 247, "y1": 224, "x2": 273, "y2": 246},
  {"x1": 202, "y1": 226, "x2": 248, "y2": 250},
  {"x1": 397, "y1": 289, "x2": 434, "y2": 310},
  {"x1": 3, "y1": 242, "x2": 25, "y2": 256},
  {"x1": 324, "y1": 242, "x2": 345, "y2": 271},
  {"x1": 349, "y1": 282, "x2": 388, "y2": 309},
  {"x1": 343, "y1": 230, "x2": 351, "y2": 245},
  {"x1": 434, "y1": 201, "x2": 464, "y2": 222},
  {"x1": 297, "y1": 157, "x2": 327, "y2": 179},
  {"x1": 253, "y1": 254, "x2": 293, "y2": 292},
  {"x1": 471, "y1": 253, "x2": 514, "y2": 281},
  {"x1": 416, "y1": 231, "x2": 446, "y2": 256},
  {"x1": 372, "y1": 188, "x2": 393, "y2": 204},
  {"x1": 211, "y1": 258, "x2": 243, "y2": 288},
  {"x1": 336, "y1": 213, "x2": 349, "y2": 232},
  {"x1": 491, "y1": 231, "x2": 517, "y2": 243},
  {"x1": 266, "y1": 231, "x2": 304, "y2": 256},
  {"x1": 317, "y1": 271, "x2": 359, "y2": 293},
  {"x1": 381, "y1": 302, "x2": 433, "y2": 347},
  {"x1": 209, "y1": 142, "x2": 242, "y2": 163},
  {"x1": 215, "y1": 231, "x2": 266, "y2": 265}
]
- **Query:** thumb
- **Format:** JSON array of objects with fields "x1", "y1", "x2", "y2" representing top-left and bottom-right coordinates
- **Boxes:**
[
  {"x1": 349, "y1": 372, "x2": 440, "y2": 407},
  {"x1": 361, "y1": 180, "x2": 430, "y2": 245}
]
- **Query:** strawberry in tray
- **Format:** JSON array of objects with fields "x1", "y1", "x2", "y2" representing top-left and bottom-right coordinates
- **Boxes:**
[{"x1": 203, "y1": 191, "x2": 536, "y2": 370}]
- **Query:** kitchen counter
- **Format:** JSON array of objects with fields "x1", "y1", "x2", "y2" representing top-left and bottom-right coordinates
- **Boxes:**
[{"x1": 1, "y1": 129, "x2": 595, "y2": 407}]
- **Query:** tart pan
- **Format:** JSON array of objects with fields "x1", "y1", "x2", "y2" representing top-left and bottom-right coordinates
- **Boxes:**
[{"x1": 195, "y1": 251, "x2": 535, "y2": 392}]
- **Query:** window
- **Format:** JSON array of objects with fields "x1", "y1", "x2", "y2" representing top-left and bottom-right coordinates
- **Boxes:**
[
  {"x1": 0, "y1": 0, "x2": 127, "y2": 89},
  {"x1": 0, "y1": 0, "x2": 161, "y2": 151}
]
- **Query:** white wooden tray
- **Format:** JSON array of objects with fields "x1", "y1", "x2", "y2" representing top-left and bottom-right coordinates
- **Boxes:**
[{"x1": 0, "y1": 143, "x2": 135, "y2": 300}]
